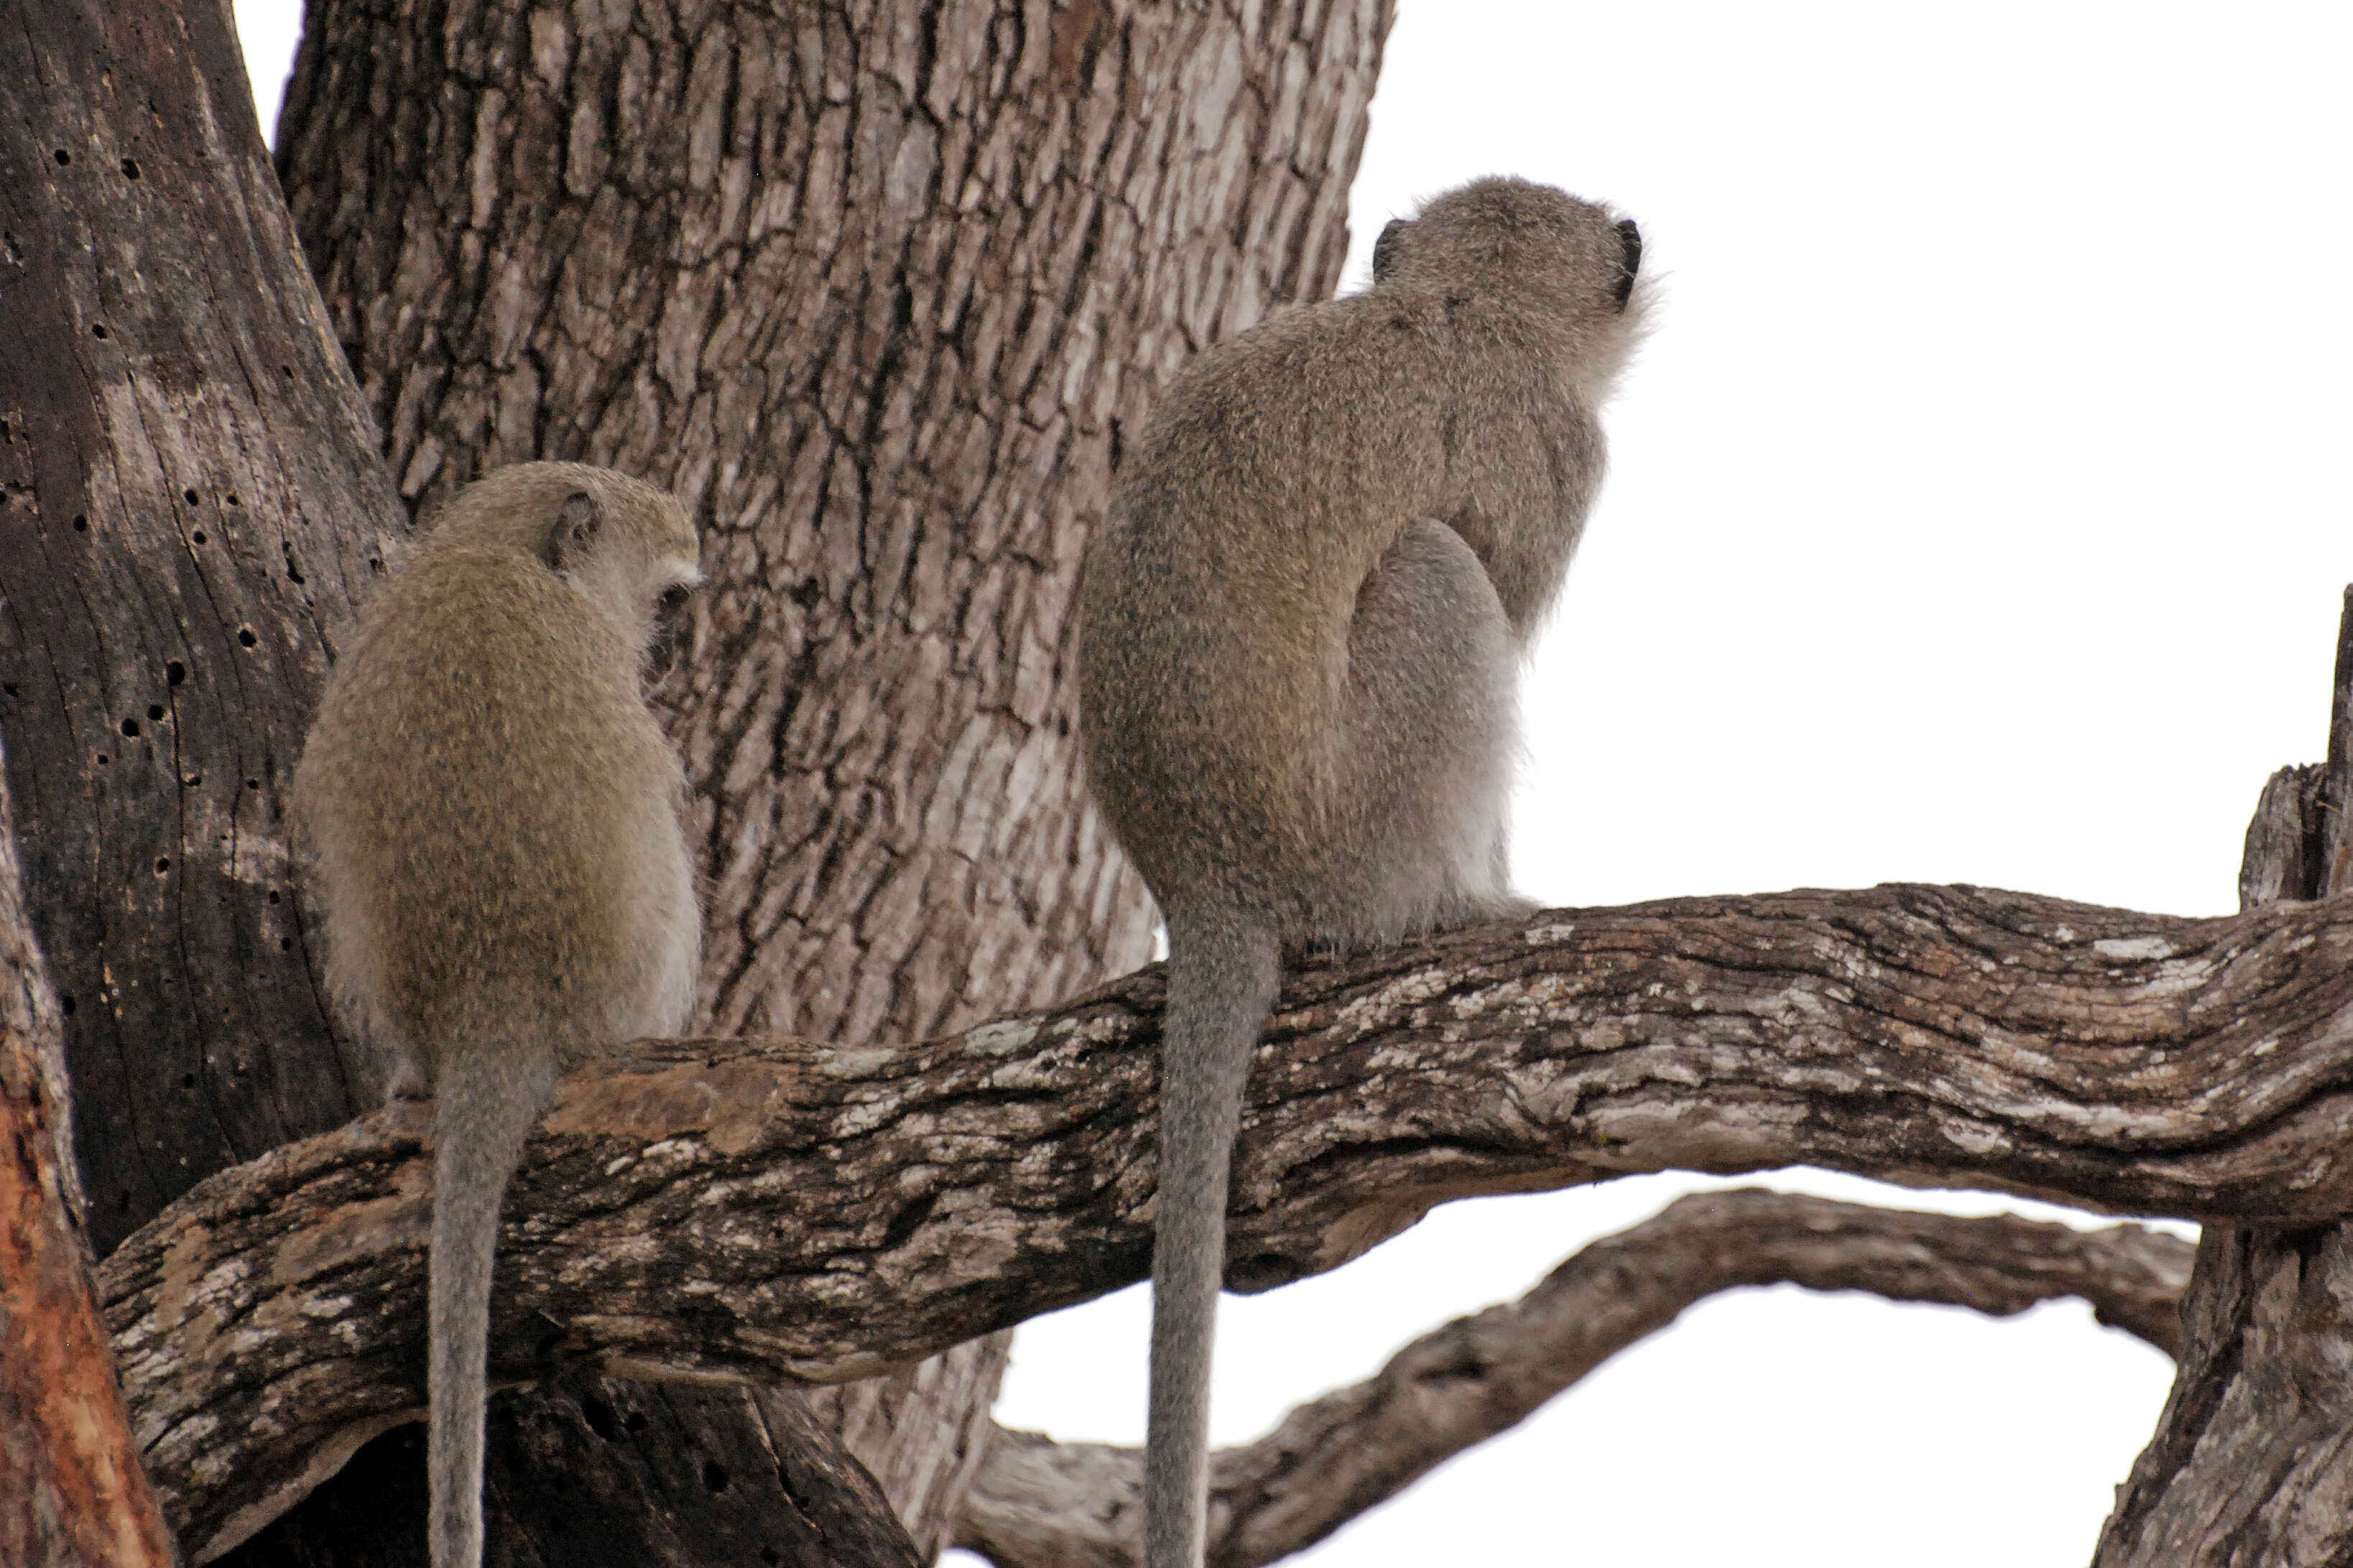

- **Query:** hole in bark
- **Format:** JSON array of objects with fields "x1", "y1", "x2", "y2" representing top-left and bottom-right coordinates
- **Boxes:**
[
  {"x1": 73, "y1": 515, "x2": 88, "y2": 532},
  {"x1": 154, "y1": 857, "x2": 170, "y2": 873},
  {"x1": 788, "y1": 579, "x2": 823, "y2": 609},
  {"x1": 182, "y1": 488, "x2": 200, "y2": 506},
  {"x1": 53, "y1": 149, "x2": 69, "y2": 164},
  {"x1": 881, "y1": 1189, "x2": 940, "y2": 1249},
  {"x1": 760, "y1": 1551, "x2": 782, "y2": 1567},
  {"x1": 581, "y1": 1395, "x2": 621, "y2": 1442},
  {"x1": 246, "y1": 778, "x2": 260, "y2": 791},
  {"x1": 60, "y1": 995, "x2": 74, "y2": 1016},
  {"x1": 181, "y1": 775, "x2": 200, "y2": 787},
  {"x1": 624, "y1": 1411, "x2": 649, "y2": 1434},
  {"x1": 91, "y1": 323, "x2": 107, "y2": 339},
  {"x1": 121, "y1": 718, "x2": 140, "y2": 737},
  {"x1": 192, "y1": 529, "x2": 207, "y2": 543},
  {"x1": 181, "y1": 1073, "x2": 195, "y2": 1088},
  {"x1": 700, "y1": 1460, "x2": 730, "y2": 1494},
  {"x1": 166, "y1": 661, "x2": 186, "y2": 685},
  {"x1": 1, "y1": 683, "x2": 14, "y2": 697},
  {"x1": 225, "y1": 493, "x2": 239, "y2": 506},
  {"x1": 147, "y1": 704, "x2": 164, "y2": 720},
  {"x1": 267, "y1": 889, "x2": 280, "y2": 904},
  {"x1": 96, "y1": 753, "x2": 109, "y2": 764},
  {"x1": 279, "y1": 937, "x2": 293, "y2": 951},
  {"x1": 237, "y1": 628, "x2": 257, "y2": 647},
  {"x1": 121, "y1": 157, "x2": 140, "y2": 179}
]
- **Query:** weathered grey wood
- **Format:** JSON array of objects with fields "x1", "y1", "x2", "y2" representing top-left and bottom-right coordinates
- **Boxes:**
[
  {"x1": 0, "y1": 0, "x2": 404, "y2": 1254},
  {"x1": 103, "y1": 882, "x2": 2353, "y2": 1557},
  {"x1": 958, "y1": 1190, "x2": 2195, "y2": 1568},
  {"x1": 256, "y1": 0, "x2": 1395, "y2": 1555},
  {"x1": 2095, "y1": 585, "x2": 2353, "y2": 1566}
]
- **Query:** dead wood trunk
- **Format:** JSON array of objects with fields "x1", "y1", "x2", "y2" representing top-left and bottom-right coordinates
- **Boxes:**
[
  {"x1": 2094, "y1": 588, "x2": 2353, "y2": 1565},
  {"x1": 260, "y1": 0, "x2": 1395, "y2": 1556},
  {"x1": 0, "y1": 0, "x2": 404, "y2": 1256}
]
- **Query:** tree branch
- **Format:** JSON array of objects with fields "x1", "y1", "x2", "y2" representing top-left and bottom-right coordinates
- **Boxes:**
[
  {"x1": 107, "y1": 883, "x2": 2353, "y2": 1557},
  {"x1": 957, "y1": 1189, "x2": 2193, "y2": 1568}
]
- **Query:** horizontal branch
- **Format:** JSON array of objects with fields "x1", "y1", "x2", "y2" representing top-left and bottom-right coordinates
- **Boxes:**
[
  {"x1": 958, "y1": 1189, "x2": 2196, "y2": 1568},
  {"x1": 106, "y1": 883, "x2": 2353, "y2": 1557}
]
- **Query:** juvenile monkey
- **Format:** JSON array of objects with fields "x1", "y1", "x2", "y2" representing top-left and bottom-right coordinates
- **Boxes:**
[
  {"x1": 1077, "y1": 177, "x2": 1647, "y2": 1568},
  {"x1": 292, "y1": 463, "x2": 703, "y2": 1568}
]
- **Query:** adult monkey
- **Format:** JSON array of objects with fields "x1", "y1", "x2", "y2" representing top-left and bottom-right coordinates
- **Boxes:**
[
  {"x1": 1078, "y1": 177, "x2": 1649, "y2": 1568},
  {"x1": 294, "y1": 463, "x2": 704, "y2": 1568}
]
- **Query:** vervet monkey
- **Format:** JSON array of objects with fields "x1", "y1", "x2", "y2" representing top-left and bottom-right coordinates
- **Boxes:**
[
  {"x1": 292, "y1": 463, "x2": 703, "y2": 1568},
  {"x1": 1077, "y1": 177, "x2": 1647, "y2": 1568}
]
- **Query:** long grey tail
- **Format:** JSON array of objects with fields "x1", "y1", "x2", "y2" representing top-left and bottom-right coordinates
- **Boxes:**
[
  {"x1": 1145, "y1": 910, "x2": 1281, "y2": 1568},
  {"x1": 429, "y1": 1048, "x2": 555, "y2": 1568}
]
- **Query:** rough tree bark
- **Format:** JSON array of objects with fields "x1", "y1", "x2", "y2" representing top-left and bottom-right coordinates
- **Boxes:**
[
  {"x1": 958, "y1": 1192, "x2": 2196, "y2": 1568},
  {"x1": 0, "y1": 750, "x2": 177, "y2": 1568},
  {"x1": 2094, "y1": 589, "x2": 2353, "y2": 1566},
  {"x1": 262, "y1": 0, "x2": 1393, "y2": 1557},
  {"x1": 98, "y1": 877, "x2": 2353, "y2": 1554}
]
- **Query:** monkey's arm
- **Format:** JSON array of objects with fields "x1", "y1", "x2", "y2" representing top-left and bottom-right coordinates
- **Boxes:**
[{"x1": 103, "y1": 883, "x2": 2353, "y2": 1557}]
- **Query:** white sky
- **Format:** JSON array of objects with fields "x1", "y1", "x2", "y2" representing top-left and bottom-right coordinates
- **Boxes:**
[{"x1": 230, "y1": 3, "x2": 2353, "y2": 1563}]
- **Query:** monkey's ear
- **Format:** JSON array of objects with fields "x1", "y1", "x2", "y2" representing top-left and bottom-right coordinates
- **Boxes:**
[
  {"x1": 1371, "y1": 218, "x2": 1410, "y2": 283},
  {"x1": 1613, "y1": 218, "x2": 1643, "y2": 310},
  {"x1": 542, "y1": 491, "x2": 601, "y2": 575}
]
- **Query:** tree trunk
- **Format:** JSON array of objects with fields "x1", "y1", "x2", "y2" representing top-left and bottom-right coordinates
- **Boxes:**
[
  {"x1": 260, "y1": 0, "x2": 1393, "y2": 1556},
  {"x1": 1, "y1": 1, "x2": 912, "y2": 1562},
  {"x1": 2094, "y1": 589, "x2": 2353, "y2": 1564},
  {"x1": 0, "y1": 747, "x2": 177, "y2": 1568},
  {"x1": 0, "y1": 0, "x2": 405, "y2": 1256}
]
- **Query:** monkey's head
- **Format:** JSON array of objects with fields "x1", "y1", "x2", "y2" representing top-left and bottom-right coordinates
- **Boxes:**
[
  {"x1": 426, "y1": 461, "x2": 703, "y2": 681},
  {"x1": 1371, "y1": 177, "x2": 1647, "y2": 390}
]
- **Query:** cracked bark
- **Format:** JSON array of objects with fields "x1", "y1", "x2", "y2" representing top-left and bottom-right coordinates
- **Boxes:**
[
  {"x1": 260, "y1": 0, "x2": 1394, "y2": 1555},
  {"x1": 2092, "y1": 587, "x2": 2353, "y2": 1567},
  {"x1": 102, "y1": 878, "x2": 2353, "y2": 1557},
  {"x1": 954, "y1": 1190, "x2": 2196, "y2": 1568}
]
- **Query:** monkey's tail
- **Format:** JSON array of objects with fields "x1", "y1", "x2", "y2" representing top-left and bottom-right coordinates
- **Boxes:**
[
  {"x1": 428, "y1": 1046, "x2": 557, "y2": 1568},
  {"x1": 1145, "y1": 910, "x2": 1282, "y2": 1568}
]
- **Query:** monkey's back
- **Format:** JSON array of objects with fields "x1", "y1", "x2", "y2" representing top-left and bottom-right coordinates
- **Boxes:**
[
  {"x1": 296, "y1": 544, "x2": 696, "y2": 1064},
  {"x1": 1080, "y1": 285, "x2": 1595, "y2": 915}
]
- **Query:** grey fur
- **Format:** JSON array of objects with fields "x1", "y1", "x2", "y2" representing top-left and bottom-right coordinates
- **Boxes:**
[
  {"x1": 292, "y1": 463, "x2": 704, "y2": 1568},
  {"x1": 1076, "y1": 177, "x2": 1647, "y2": 1568}
]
